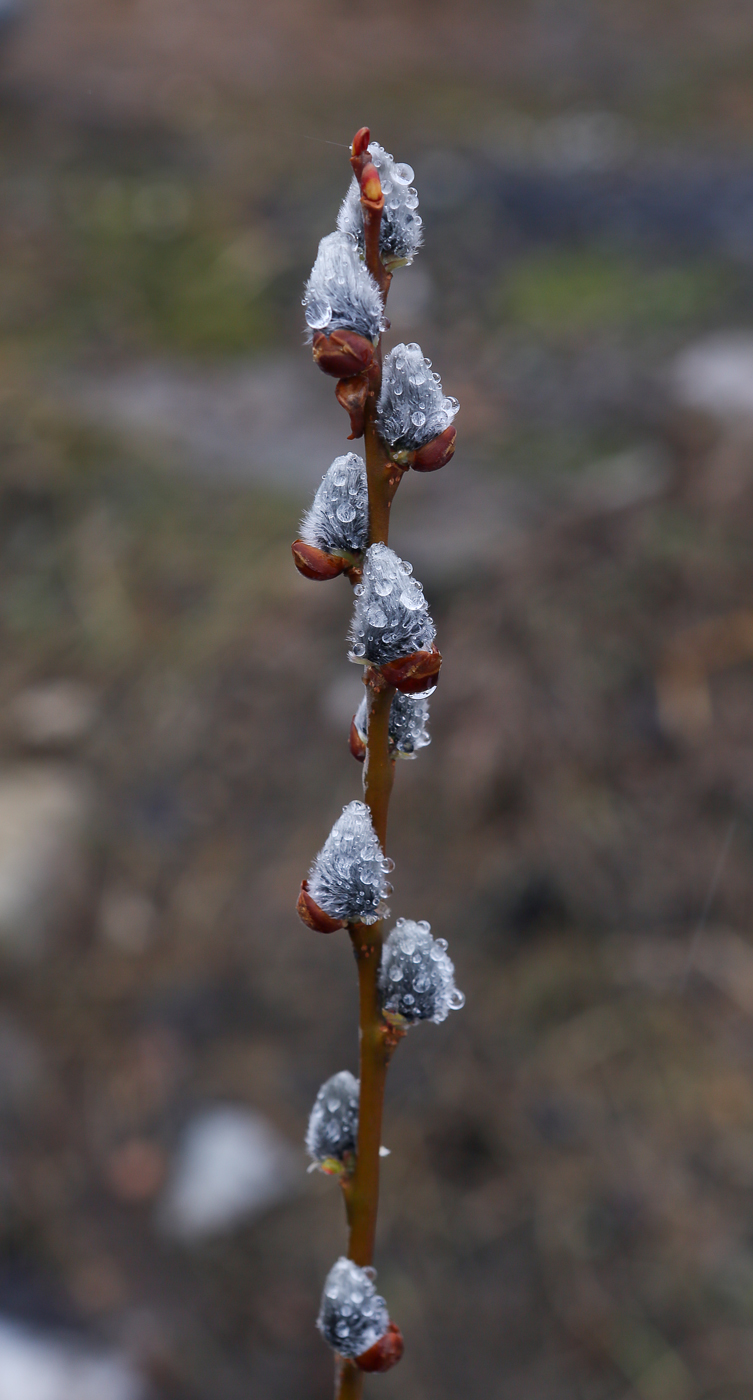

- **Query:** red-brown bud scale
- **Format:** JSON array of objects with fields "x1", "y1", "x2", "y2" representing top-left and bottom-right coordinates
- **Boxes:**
[
  {"x1": 312, "y1": 329, "x2": 375, "y2": 380},
  {"x1": 412, "y1": 425, "x2": 457, "y2": 473},
  {"x1": 380, "y1": 647, "x2": 442, "y2": 694},
  {"x1": 349, "y1": 718, "x2": 366, "y2": 762},
  {"x1": 292, "y1": 541, "x2": 351, "y2": 582},
  {"x1": 335, "y1": 374, "x2": 370, "y2": 440},
  {"x1": 356, "y1": 1323, "x2": 404, "y2": 1373},
  {"x1": 297, "y1": 881, "x2": 347, "y2": 933}
]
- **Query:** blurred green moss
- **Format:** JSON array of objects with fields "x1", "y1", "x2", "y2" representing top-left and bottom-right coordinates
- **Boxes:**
[
  {"x1": 494, "y1": 249, "x2": 734, "y2": 334},
  {"x1": 0, "y1": 410, "x2": 298, "y2": 673},
  {"x1": 0, "y1": 174, "x2": 287, "y2": 356}
]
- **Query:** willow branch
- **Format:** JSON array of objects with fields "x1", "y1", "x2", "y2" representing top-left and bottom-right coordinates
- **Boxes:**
[{"x1": 334, "y1": 129, "x2": 404, "y2": 1400}]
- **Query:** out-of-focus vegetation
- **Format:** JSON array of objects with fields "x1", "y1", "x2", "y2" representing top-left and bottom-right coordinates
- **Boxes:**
[
  {"x1": 496, "y1": 250, "x2": 736, "y2": 334},
  {"x1": 3, "y1": 4, "x2": 753, "y2": 1399}
]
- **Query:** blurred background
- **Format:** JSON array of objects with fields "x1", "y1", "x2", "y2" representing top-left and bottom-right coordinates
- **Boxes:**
[{"x1": 5, "y1": 2, "x2": 753, "y2": 1397}]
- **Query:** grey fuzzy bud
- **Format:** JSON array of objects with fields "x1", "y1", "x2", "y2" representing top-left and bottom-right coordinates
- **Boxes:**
[
  {"x1": 354, "y1": 691, "x2": 430, "y2": 758},
  {"x1": 337, "y1": 143, "x2": 423, "y2": 269},
  {"x1": 303, "y1": 232, "x2": 384, "y2": 342},
  {"x1": 377, "y1": 343, "x2": 459, "y2": 453},
  {"x1": 317, "y1": 1257, "x2": 389, "y2": 1359},
  {"x1": 379, "y1": 918, "x2": 465, "y2": 1025},
  {"x1": 300, "y1": 453, "x2": 369, "y2": 556},
  {"x1": 306, "y1": 1071, "x2": 359, "y2": 1169},
  {"x1": 349, "y1": 543, "x2": 435, "y2": 667},
  {"x1": 307, "y1": 800, "x2": 391, "y2": 926}
]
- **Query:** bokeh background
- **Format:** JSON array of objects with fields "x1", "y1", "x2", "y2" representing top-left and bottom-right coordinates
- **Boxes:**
[{"x1": 4, "y1": 3, "x2": 753, "y2": 1397}]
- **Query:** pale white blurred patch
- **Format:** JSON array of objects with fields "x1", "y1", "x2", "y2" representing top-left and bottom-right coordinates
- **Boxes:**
[{"x1": 158, "y1": 1106, "x2": 297, "y2": 1241}]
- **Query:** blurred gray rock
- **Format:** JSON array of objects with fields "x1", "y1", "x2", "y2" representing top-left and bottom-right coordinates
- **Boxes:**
[
  {"x1": 0, "y1": 1316, "x2": 144, "y2": 1400},
  {"x1": 671, "y1": 333, "x2": 753, "y2": 422},
  {"x1": 568, "y1": 444, "x2": 671, "y2": 514},
  {"x1": 60, "y1": 357, "x2": 343, "y2": 490},
  {"x1": 158, "y1": 1106, "x2": 297, "y2": 1242},
  {"x1": 0, "y1": 766, "x2": 93, "y2": 962},
  {"x1": 10, "y1": 681, "x2": 99, "y2": 750}
]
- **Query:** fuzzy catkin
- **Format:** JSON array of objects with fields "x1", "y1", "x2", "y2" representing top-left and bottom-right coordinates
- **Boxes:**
[
  {"x1": 337, "y1": 142, "x2": 423, "y2": 269},
  {"x1": 300, "y1": 453, "x2": 369, "y2": 556},
  {"x1": 349, "y1": 543, "x2": 435, "y2": 667},
  {"x1": 377, "y1": 343, "x2": 459, "y2": 453},
  {"x1": 354, "y1": 691, "x2": 430, "y2": 758},
  {"x1": 303, "y1": 232, "x2": 384, "y2": 342},
  {"x1": 379, "y1": 919, "x2": 465, "y2": 1025},
  {"x1": 306, "y1": 1071, "x2": 359, "y2": 1168},
  {"x1": 317, "y1": 1258, "x2": 389, "y2": 1359},
  {"x1": 307, "y1": 800, "x2": 391, "y2": 926}
]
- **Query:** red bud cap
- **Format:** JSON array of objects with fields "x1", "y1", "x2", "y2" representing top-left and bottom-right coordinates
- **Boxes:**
[
  {"x1": 297, "y1": 881, "x2": 347, "y2": 934},
  {"x1": 360, "y1": 162, "x2": 382, "y2": 205},
  {"x1": 380, "y1": 647, "x2": 442, "y2": 694},
  {"x1": 312, "y1": 329, "x2": 375, "y2": 380},
  {"x1": 349, "y1": 718, "x2": 366, "y2": 762},
  {"x1": 412, "y1": 425, "x2": 457, "y2": 473},
  {"x1": 292, "y1": 540, "x2": 352, "y2": 582},
  {"x1": 356, "y1": 1323, "x2": 404, "y2": 1373},
  {"x1": 351, "y1": 128, "x2": 371, "y2": 161}
]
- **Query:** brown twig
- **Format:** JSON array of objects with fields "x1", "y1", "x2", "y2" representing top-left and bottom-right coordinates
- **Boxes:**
[
  {"x1": 336, "y1": 1358, "x2": 363, "y2": 1400},
  {"x1": 333, "y1": 127, "x2": 404, "y2": 1400}
]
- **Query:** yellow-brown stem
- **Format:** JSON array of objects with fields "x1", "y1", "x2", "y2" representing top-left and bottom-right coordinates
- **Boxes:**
[
  {"x1": 336, "y1": 1358, "x2": 362, "y2": 1400},
  {"x1": 346, "y1": 923, "x2": 390, "y2": 1262},
  {"x1": 362, "y1": 675, "x2": 395, "y2": 848},
  {"x1": 334, "y1": 133, "x2": 404, "y2": 1400}
]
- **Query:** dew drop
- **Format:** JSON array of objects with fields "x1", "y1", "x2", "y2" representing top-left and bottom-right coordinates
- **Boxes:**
[
  {"x1": 411, "y1": 410, "x2": 427, "y2": 429},
  {"x1": 400, "y1": 589, "x2": 423, "y2": 611},
  {"x1": 392, "y1": 162, "x2": 414, "y2": 185},
  {"x1": 336, "y1": 503, "x2": 356, "y2": 523},
  {"x1": 305, "y1": 296, "x2": 332, "y2": 330}
]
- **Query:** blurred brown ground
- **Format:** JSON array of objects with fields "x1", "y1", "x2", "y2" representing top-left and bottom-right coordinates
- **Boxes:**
[{"x1": 4, "y1": 3, "x2": 753, "y2": 1399}]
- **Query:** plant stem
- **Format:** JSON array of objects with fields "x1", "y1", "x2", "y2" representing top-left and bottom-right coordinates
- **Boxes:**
[
  {"x1": 337, "y1": 421, "x2": 398, "y2": 1400},
  {"x1": 335, "y1": 137, "x2": 403, "y2": 1400},
  {"x1": 336, "y1": 1359, "x2": 362, "y2": 1400}
]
